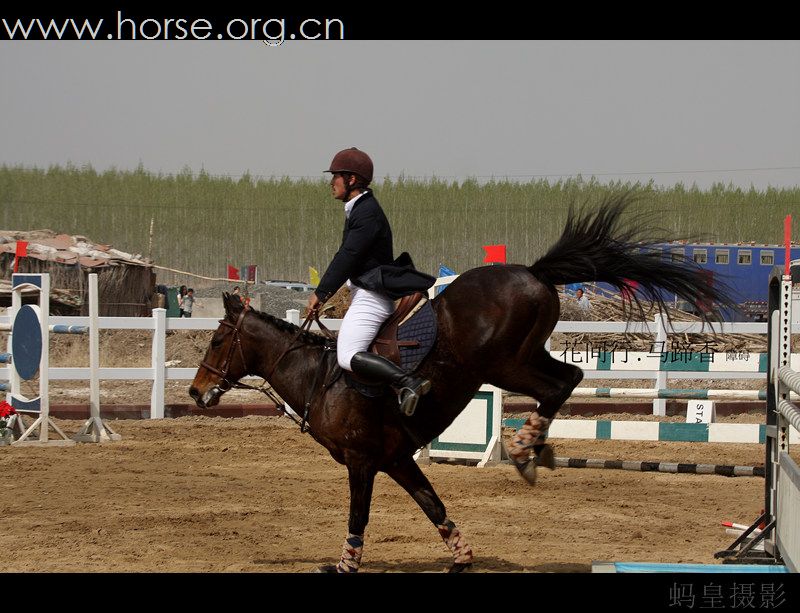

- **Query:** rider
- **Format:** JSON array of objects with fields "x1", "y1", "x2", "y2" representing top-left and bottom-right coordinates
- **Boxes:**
[{"x1": 306, "y1": 147, "x2": 435, "y2": 416}]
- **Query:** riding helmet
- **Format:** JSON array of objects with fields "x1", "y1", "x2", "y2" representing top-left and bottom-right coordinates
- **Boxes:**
[{"x1": 325, "y1": 148, "x2": 374, "y2": 184}]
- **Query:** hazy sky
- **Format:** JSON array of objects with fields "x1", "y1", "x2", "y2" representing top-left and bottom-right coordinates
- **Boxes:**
[{"x1": 2, "y1": 40, "x2": 799, "y2": 189}]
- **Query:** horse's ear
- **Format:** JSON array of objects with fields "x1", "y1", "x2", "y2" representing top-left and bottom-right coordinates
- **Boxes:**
[{"x1": 222, "y1": 292, "x2": 243, "y2": 319}]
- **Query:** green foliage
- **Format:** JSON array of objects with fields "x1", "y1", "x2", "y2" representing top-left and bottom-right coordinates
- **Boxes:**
[{"x1": 1, "y1": 164, "x2": 798, "y2": 283}]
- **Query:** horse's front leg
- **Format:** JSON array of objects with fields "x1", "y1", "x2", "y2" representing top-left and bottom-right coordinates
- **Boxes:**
[
  {"x1": 386, "y1": 458, "x2": 473, "y2": 572},
  {"x1": 319, "y1": 459, "x2": 377, "y2": 573}
]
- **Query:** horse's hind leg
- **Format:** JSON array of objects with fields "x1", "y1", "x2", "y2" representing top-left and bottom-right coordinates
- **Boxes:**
[
  {"x1": 490, "y1": 348, "x2": 584, "y2": 484},
  {"x1": 386, "y1": 458, "x2": 473, "y2": 572}
]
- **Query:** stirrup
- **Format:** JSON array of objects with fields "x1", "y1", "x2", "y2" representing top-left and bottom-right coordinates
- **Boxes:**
[
  {"x1": 399, "y1": 388, "x2": 420, "y2": 417},
  {"x1": 398, "y1": 378, "x2": 431, "y2": 417}
]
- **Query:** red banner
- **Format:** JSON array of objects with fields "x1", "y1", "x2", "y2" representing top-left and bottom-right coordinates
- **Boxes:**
[
  {"x1": 227, "y1": 264, "x2": 240, "y2": 280},
  {"x1": 482, "y1": 244, "x2": 506, "y2": 264},
  {"x1": 14, "y1": 240, "x2": 28, "y2": 273}
]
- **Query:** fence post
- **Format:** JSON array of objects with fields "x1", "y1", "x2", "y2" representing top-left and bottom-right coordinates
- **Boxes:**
[
  {"x1": 286, "y1": 309, "x2": 301, "y2": 326},
  {"x1": 151, "y1": 307, "x2": 166, "y2": 419},
  {"x1": 653, "y1": 313, "x2": 668, "y2": 416},
  {"x1": 89, "y1": 273, "x2": 100, "y2": 418}
]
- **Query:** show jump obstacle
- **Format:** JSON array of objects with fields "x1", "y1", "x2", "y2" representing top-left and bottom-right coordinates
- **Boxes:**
[
  {"x1": 3, "y1": 273, "x2": 120, "y2": 446},
  {"x1": 716, "y1": 258, "x2": 800, "y2": 572}
]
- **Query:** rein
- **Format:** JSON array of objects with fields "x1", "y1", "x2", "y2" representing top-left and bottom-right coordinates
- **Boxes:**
[{"x1": 199, "y1": 306, "x2": 336, "y2": 433}]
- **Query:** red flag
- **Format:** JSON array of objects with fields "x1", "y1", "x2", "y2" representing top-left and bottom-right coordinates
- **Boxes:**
[
  {"x1": 621, "y1": 279, "x2": 639, "y2": 301},
  {"x1": 13, "y1": 240, "x2": 28, "y2": 273},
  {"x1": 227, "y1": 264, "x2": 240, "y2": 280},
  {"x1": 482, "y1": 244, "x2": 506, "y2": 264}
]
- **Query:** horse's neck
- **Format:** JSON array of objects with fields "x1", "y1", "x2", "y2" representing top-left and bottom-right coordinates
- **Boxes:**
[{"x1": 252, "y1": 318, "x2": 326, "y2": 411}]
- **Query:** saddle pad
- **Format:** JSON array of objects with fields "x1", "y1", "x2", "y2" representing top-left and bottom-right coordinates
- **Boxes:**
[
  {"x1": 344, "y1": 299, "x2": 437, "y2": 398},
  {"x1": 396, "y1": 299, "x2": 437, "y2": 372}
]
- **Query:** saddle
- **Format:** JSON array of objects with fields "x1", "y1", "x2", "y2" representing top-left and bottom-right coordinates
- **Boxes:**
[
  {"x1": 370, "y1": 292, "x2": 428, "y2": 365},
  {"x1": 343, "y1": 292, "x2": 438, "y2": 397}
]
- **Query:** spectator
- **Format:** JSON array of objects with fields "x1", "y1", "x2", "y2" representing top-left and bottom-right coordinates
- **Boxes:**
[
  {"x1": 178, "y1": 285, "x2": 188, "y2": 317},
  {"x1": 575, "y1": 288, "x2": 591, "y2": 311},
  {"x1": 232, "y1": 286, "x2": 243, "y2": 304},
  {"x1": 182, "y1": 288, "x2": 195, "y2": 317}
]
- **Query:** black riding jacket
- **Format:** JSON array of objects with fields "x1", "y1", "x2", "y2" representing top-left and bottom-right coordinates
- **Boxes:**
[
  {"x1": 315, "y1": 190, "x2": 393, "y2": 302},
  {"x1": 315, "y1": 190, "x2": 434, "y2": 302}
]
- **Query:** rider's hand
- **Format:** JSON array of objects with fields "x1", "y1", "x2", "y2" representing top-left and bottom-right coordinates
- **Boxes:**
[{"x1": 307, "y1": 293, "x2": 323, "y2": 313}]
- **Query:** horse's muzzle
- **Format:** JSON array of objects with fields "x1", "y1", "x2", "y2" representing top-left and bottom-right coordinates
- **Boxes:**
[{"x1": 189, "y1": 385, "x2": 222, "y2": 408}]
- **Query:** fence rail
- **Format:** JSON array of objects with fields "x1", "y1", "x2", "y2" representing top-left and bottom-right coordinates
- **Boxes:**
[{"x1": 2, "y1": 308, "x2": 799, "y2": 419}]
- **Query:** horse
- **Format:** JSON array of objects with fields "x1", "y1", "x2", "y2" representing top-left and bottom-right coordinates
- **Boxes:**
[{"x1": 189, "y1": 195, "x2": 738, "y2": 573}]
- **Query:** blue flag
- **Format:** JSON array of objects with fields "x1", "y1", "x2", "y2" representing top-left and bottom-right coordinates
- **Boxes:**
[
  {"x1": 436, "y1": 264, "x2": 457, "y2": 296},
  {"x1": 438, "y1": 264, "x2": 457, "y2": 277}
]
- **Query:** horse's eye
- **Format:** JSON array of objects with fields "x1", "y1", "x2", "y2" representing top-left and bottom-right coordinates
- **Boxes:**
[{"x1": 211, "y1": 337, "x2": 223, "y2": 348}]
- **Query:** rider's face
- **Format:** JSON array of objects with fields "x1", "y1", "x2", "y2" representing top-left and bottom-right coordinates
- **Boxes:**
[{"x1": 330, "y1": 173, "x2": 349, "y2": 201}]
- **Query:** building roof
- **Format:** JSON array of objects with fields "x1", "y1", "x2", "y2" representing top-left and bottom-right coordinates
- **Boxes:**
[{"x1": 0, "y1": 229, "x2": 150, "y2": 269}]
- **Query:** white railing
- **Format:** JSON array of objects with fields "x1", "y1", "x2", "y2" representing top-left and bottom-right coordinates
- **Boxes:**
[{"x1": 2, "y1": 306, "x2": 798, "y2": 419}]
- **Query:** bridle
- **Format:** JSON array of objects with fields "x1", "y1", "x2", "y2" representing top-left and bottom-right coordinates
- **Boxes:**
[
  {"x1": 199, "y1": 306, "x2": 252, "y2": 393},
  {"x1": 198, "y1": 305, "x2": 336, "y2": 431}
]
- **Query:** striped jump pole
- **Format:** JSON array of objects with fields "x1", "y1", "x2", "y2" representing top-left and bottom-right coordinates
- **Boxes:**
[
  {"x1": 551, "y1": 456, "x2": 764, "y2": 477},
  {"x1": 570, "y1": 387, "x2": 776, "y2": 401},
  {"x1": 2, "y1": 324, "x2": 88, "y2": 334}
]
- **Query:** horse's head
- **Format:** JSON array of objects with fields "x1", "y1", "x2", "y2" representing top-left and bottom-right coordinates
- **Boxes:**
[{"x1": 189, "y1": 292, "x2": 252, "y2": 408}]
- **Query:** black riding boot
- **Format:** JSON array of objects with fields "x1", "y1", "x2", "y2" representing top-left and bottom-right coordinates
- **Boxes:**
[{"x1": 350, "y1": 352, "x2": 432, "y2": 416}]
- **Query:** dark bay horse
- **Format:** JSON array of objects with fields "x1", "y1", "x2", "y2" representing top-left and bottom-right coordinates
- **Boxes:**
[{"x1": 189, "y1": 196, "x2": 737, "y2": 572}]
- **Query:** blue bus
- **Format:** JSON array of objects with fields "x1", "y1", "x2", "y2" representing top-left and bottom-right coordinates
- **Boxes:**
[{"x1": 595, "y1": 242, "x2": 800, "y2": 321}]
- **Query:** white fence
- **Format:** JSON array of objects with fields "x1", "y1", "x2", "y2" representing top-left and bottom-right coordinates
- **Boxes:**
[{"x1": 3, "y1": 303, "x2": 798, "y2": 419}]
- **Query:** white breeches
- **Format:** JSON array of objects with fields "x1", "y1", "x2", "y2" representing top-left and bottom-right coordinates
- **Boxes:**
[{"x1": 337, "y1": 285, "x2": 395, "y2": 370}]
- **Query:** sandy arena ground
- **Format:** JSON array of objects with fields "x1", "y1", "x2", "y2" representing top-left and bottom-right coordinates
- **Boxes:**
[
  {"x1": 0, "y1": 326, "x2": 782, "y2": 574},
  {"x1": 0, "y1": 413, "x2": 768, "y2": 573}
]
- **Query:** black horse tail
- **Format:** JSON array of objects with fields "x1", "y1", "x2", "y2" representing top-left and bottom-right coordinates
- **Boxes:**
[{"x1": 528, "y1": 193, "x2": 740, "y2": 325}]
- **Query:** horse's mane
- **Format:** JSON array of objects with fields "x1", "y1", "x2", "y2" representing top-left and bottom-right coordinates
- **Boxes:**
[{"x1": 250, "y1": 309, "x2": 330, "y2": 348}]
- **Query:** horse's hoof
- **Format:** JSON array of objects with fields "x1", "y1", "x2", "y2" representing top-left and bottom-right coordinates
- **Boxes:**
[
  {"x1": 315, "y1": 564, "x2": 339, "y2": 573},
  {"x1": 535, "y1": 443, "x2": 556, "y2": 470},
  {"x1": 447, "y1": 562, "x2": 473, "y2": 573},
  {"x1": 512, "y1": 458, "x2": 538, "y2": 486}
]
